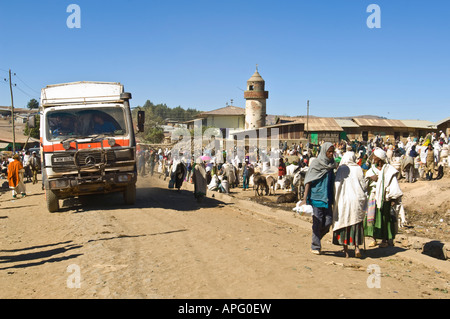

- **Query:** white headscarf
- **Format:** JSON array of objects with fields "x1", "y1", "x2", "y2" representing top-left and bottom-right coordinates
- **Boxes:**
[
  {"x1": 373, "y1": 148, "x2": 387, "y2": 161},
  {"x1": 340, "y1": 151, "x2": 357, "y2": 166}
]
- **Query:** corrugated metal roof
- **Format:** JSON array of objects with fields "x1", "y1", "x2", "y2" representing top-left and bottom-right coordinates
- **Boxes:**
[
  {"x1": 281, "y1": 117, "x2": 343, "y2": 132},
  {"x1": 436, "y1": 117, "x2": 450, "y2": 126},
  {"x1": 335, "y1": 118, "x2": 359, "y2": 128},
  {"x1": 400, "y1": 120, "x2": 436, "y2": 129},
  {"x1": 198, "y1": 105, "x2": 245, "y2": 117},
  {"x1": 352, "y1": 118, "x2": 406, "y2": 127}
]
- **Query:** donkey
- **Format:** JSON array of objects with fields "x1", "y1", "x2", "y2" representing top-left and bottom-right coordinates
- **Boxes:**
[
  {"x1": 253, "y1": 172, "x2": 268, "y2": 196},
  {"x1": 292, "y1": 166, "x2": 308, "y2": 201},
  {"x1": 265, "y1": 175, "x2": 277, "y2": 195}
]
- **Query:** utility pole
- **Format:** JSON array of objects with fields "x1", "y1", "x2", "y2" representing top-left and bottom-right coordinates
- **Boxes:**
[
  {"x1": 306, "y1": 100, "x2": 309, "y2": 144},
  {"x1": 9, "y1": 69, "x2": 16, "y2": 153}
]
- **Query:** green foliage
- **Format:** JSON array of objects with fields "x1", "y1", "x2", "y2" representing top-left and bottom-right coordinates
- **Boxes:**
[
  {"x1": 144, "y1": 126, "x2": 165, "y2": 144},
  {"x1": 133, "y1": 100, "x2": 202, "y2": 144},
  {"x1": 134, "y1": 100, "x2": 201, "y2": 124}
]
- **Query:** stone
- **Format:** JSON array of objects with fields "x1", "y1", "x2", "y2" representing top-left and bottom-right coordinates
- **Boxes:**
[{"x1": 422, "y1": 241, "x2": 446, "y2": 260}]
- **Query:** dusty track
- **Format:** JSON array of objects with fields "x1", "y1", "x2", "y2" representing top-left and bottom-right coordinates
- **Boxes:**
[{"x1": 0, "y1": 174, "x2": 449, "y2": 299}]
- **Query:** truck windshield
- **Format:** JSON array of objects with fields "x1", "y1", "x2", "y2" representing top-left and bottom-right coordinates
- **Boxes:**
[{"x1": 46, "y1": 107, "x2": 128, "y2": 141}]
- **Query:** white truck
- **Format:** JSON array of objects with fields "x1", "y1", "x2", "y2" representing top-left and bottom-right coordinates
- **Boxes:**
[{"x1": 37, "y1": 81, "x2": 143, "y2": 212}]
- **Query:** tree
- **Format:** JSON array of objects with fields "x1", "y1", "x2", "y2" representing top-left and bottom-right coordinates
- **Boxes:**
[
  {"x1": 132, "y1": 100, "x2": 202, "y2": 144},
  {"x1": 27, "y1": 98, "x2": 39, "y2": 110},
  {"x1": 144, "y1": 126, "x2": 165, "y2": 144}
]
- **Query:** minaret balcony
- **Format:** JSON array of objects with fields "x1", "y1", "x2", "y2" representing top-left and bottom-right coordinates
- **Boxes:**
[{"x1": 244, "y1": 91, "x2": 269, "y2": 99}]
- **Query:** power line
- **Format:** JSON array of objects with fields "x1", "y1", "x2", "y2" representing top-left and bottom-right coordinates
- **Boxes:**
[
  {"x1": 2, "y1": 72, "x2": 38, "y2": 100},
  {"x1": 14, "y1": 73, "x2": 40, "y2": 94},
  {"x1": 15, "y1": 84, "x2": 37, "y2": 98}
]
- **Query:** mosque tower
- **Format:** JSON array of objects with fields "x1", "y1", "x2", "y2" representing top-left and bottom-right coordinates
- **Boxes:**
[{"x1": 244, "y1": 65, "x2": 268, "y2": 130}]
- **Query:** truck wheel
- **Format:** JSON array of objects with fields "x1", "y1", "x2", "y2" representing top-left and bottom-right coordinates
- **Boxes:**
[
  {"x1": 123, "y1": 184, "x2": 136, "y2": 205},
  {"x1": 46, "y1": 189, "x2": 59, "y2": 212}
]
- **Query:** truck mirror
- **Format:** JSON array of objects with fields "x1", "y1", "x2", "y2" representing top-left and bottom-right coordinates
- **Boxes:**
[
  {"x1": 121, "y1": 92, "x2": 132, "y2": 100},
  {"x1": 28, "y1": 115, "x2": 36, "y2": 129},
  {"x1": 137, "y1": 111, "x2": 145, "y2": 132}
]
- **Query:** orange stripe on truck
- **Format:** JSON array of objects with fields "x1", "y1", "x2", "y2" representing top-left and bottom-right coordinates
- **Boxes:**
[{"x1": 43, "y1": 139, "x2": 130, "y2": 152}]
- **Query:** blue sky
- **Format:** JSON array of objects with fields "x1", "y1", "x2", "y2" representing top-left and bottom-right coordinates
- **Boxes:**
[{"x1": 0, "y1": 0, "x2": 449, "y2": 122}]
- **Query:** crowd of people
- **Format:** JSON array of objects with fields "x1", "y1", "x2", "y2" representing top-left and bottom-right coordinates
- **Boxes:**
[
  {"x1": 1, "y1": 150, "x2": 40, "y2": 199},
  {"x1": 137, "y1": 129, "x2": 448, "y2": 258}
]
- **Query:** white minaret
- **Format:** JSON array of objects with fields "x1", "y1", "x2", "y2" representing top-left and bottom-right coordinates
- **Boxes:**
[{"x1": 244, "y1": 66, "x2": 268, "y2": 130}]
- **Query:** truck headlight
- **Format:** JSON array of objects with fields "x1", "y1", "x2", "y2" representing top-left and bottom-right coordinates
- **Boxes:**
[
  {"x1": 117, "y1": 174, "x2": 131, "y2": 182},
  {"x1": 49, "y1": 179, "x2": 69, "y2": 189},
  {"x1": 114, "y1": 149, "x2": 132, "y2": 160}
]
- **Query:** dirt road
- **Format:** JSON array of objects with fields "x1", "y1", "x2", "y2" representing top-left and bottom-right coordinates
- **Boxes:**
[{"x1": 0, "y1": 174, "x2": 449, "y2": 299}]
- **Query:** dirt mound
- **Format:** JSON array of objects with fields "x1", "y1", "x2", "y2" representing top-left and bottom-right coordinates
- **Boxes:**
[{"x1": 400, "y1": 174, "x2": 450, "y2": 242}]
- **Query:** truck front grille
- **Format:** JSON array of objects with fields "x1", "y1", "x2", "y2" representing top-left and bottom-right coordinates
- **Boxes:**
[{"x1": 51, "y1": 150, "x2": 117, "y2": 172}]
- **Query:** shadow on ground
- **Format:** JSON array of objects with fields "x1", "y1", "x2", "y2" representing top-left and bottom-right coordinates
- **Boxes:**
[
  {"x1": 56, "y1": 185, "x2": 229, "y2": 213},
  {"x1": 0, "y1": 240, "x2": 82, "y2": 271}
]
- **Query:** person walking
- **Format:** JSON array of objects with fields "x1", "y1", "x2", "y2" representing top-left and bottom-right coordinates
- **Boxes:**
[
  {"x1": 332, "y1": 152, "x2": 367, "y2": 258},
  {"x1": 186, "y1": 158, "x2": 194, "y2": 183},
  {"x1": 8, "y1": 154, "x2": 26, "y2": 198},
  {"x1": 149, "y1": 150, "x2": 156, "y2": 176},
  {"x1": 425, "y1": 144, "x2": 434, "y2": 180},
  {"x1": 23, "y1": 151, "x2": 32, "y2": 183},
  {"x1": 402, "y1": 145, "x2": 418, "y2": 183},
  {"x1": 137, "y1": 149, "x2": 146, "y2": 177},
  {"x1": 299, "y1": 142, "x2": 337, "y2": 255},
  {"x1": 364, "y1": 148, "x2": 403, "y2": 248},
  {"x1": 174, "y1": 160, "x2": 187, "y2": 192},
  {"x1": 29, "y1": 151, "x2": 40, "y2": 184},
  {"x1": 193, "y1": 158, "x2": 207, "y2": 203},
  {"x1": 278, "y1": 158, "x2": 286, "y2": 180},
  {"x1": 242, "y1": 159, "x2": 251, "y2": 191}
]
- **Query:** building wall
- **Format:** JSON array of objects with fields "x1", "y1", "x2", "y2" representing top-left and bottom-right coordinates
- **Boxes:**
[
  {"x1": 340, "y1": 127, "x2": 360, "y2": 141},
  {"x1": 206, "y1": 115, "x2": 245, "y2": 131},
  {"x1": 400, "y1": 129, "x2": 433, "y2": 141},
  {"x1": 343, "y1": 127, "x2": 435, "y2": 143},
  {"x1": 437, "y1": 120, "x2": 450, "y2": 138},
  {"x1": 307, "y1": 132, "x2": 340, "y2": 144},
  {"x1": 277, "y1": 124, "x2": 304, "y2": 140}
]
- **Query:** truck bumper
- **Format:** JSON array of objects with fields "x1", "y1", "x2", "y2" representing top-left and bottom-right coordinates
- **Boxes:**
[{"x1": 46, "y1": 172, "x2": 137, "y2": 198}]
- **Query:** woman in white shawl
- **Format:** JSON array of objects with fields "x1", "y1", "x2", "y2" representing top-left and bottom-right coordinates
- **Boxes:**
[
  {"x1": 193, "y1": 157, "x2": 208, "y2": 203},
  {"x1": 332, "y1": 151, "x2": 367, "y2": 258},
  {"x1": 364, "y1": 148, "x2": 403, "y2": 248}
]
